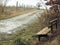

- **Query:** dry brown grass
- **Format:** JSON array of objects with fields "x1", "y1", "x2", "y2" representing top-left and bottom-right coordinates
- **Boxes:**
[
  {"x1": 0, "y1": 8, "x2": 37, "y2": 20},
  {"x1": 1, "y1": 9, "x2": 60, "y2": 45}
]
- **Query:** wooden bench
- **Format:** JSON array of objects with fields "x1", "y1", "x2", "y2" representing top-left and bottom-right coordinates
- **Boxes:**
[
  {"x1": 49, "y1": 18, "x2": 58, "y2": 33},
  {"x1": 33, "y1": 18, "x2": 58, "y2": 41},
  {"x1": 35, "y1": 27, "x2": 51, "y2": 41}
]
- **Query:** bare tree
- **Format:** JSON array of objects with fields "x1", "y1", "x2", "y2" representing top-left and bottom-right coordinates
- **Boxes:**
[
  {"x1": 0, "y1": 0, "x2": 4, "y2": 13},
  {"x1": 36, "y1": 2, "x2": 41, "y2": 9},
  {"x1": 0, "y1": 0, "x2": 9, "y2": 13},
  {"x1": 16, "y1": 1, "x2": 18, "y2": 11},
  {"x1": 4, "y1": 0, "x2": 9, "y2": 7}
]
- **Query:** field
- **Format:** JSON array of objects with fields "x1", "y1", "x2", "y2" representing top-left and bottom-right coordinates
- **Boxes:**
[
  {"x1": 0, "y1": 7, "x2": 37, "y2": 20},
  {"x1": 9, "y1": 10, "x2": 60, "y2": 45},
  {"x1": 0, "y1": 9, "x2": 60, "y2": 45}
]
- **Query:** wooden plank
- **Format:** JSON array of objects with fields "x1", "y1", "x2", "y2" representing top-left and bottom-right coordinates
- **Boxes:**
[
  {"x1": 50, "y1": 18, "x2": 57, "y2": 23},
  {"x1": 36, "y1": 27, "x2": 51, "y2": 35},
  {"x1": 49, "y1": 22, "x2": 57, "y2": 26}
]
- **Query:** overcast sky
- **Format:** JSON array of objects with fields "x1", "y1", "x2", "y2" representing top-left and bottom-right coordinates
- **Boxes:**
[
  {"x1": 6, "y1": 0, "x2": 51, "y2": 9},
  {"x1": 7, "y1": 0, "x2": 47, "y2": 6}
]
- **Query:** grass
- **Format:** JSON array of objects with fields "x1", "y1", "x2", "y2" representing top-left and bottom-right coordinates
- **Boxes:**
[
  {"x1": 10, "y1": 9, "x2": 60, "y2": 45},
  {"x1": 0, "y1": 8, "x2": 37, "y2": 20},
  {"x1": 0, "y1": 9, "x2": 60, "y2": 45},
  {"x1": 8, "y1": 11, "x2": 49, "y2": 45}
]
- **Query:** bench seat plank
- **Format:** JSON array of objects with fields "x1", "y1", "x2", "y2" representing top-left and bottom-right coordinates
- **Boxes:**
[{"x1": 36, "y1": 27, "x2": 51, "y2": 35}]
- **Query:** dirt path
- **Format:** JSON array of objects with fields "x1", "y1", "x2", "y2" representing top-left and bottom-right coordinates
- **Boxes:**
[{"x1": 0, "y1": 10, "x2": 44, "y2": 33}]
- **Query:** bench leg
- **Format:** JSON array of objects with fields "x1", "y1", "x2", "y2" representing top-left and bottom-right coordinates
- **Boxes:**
[
  {"x1": 38, "y1": 35, "x2": 41, "y2": 41},
  {"x1": 56, "y1": 23, "x2": 57, "y2": 29},
  {"x1": 50, "y1": 25, "x2": 54, "y2": 33}
]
